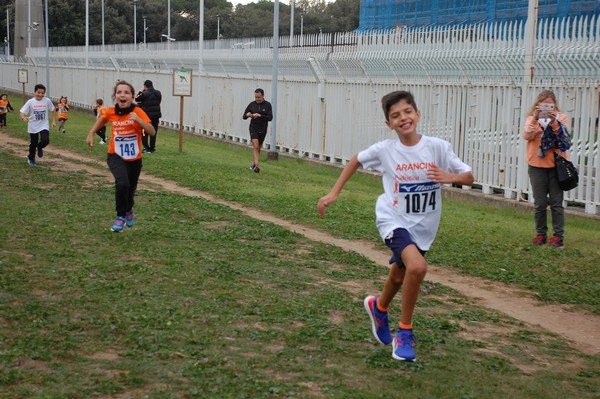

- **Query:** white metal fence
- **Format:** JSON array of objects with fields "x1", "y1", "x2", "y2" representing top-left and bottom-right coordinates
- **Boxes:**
[{"x1": 1, "y1": 16, "x2": 598, "y2": 214}]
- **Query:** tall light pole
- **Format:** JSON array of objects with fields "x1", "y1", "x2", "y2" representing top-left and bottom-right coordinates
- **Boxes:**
[
  {"x1": 5, "y1": 7, "x2": 10, "y2": 56},
  {"x1": 27, "y1": 0, "x2": 31, "y2": 50},
  {"x1": 289, "y1": 0, "x2": 294, "y2": 47},
  {"x1": 86, "y1": 0, "x2": 89, "y2": 67},
  {"x1": 199, "y1": 0, "x2": 204, "y2": 50},
  {"x1": 300, "y1": 10, "x2": 305, "y2": 47},
  {"x1": 143, "y1": 16, "x2": 147, "y2": 45},
  {"x1": 133, "y1": 0, "x2": 138, "y2": 45},
  {"x1": 217, "y1": 14, "x2": 220, "y2": 40},
  {"x1": 269, "y1": 0, "x2": 280, "y2": 161},
  {"x1": 44, "y1": 0, "x2": 49, "y2": 94},
  {"x1": 517, "y1": 0, "x2": 540, "y2": 196},
  {"x1": 101, "y1": 0, "x2": 105, "y2": 50},
  {"x1": 198, "y1": 0, "x2": 204, "y2": 134}
]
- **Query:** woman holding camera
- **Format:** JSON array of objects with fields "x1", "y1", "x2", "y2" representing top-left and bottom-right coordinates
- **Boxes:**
[{"x1": 522, "y1": 90, "x2": 571, "y2": 248}]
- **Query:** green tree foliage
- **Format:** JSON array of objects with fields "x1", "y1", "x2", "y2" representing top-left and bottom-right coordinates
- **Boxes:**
[{"x1": 0, "y1": 0, "x2": 359, "y2": 49}]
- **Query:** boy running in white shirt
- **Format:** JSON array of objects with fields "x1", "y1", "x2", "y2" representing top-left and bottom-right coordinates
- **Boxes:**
[
  {"x1": 317, "y1": 91, "x2": 474, "y2": 362},
  {"x1": 19, "y1": 84, "x2": 56, "y2": 166}
]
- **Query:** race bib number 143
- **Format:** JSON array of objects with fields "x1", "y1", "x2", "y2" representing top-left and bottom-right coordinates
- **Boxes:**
[{"x1": 115, "y1": 135, "x2": 140, "y2": 160}]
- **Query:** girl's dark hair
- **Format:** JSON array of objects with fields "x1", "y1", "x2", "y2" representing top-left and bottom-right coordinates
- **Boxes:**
[
  {"x1": 96, "y1": 99, "x2": 103, "y2": 105},
  {"x1": 381, "y1": 91, "x2": 418, "y2": 120}
]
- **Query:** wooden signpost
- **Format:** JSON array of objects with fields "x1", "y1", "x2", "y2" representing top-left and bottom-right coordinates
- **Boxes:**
[
  {"x1": 18, "y1": 69, "x2": 28, "y2": 99},
  {"x1": 172, "y1": 68, "x2": 193, "y2": 153}
]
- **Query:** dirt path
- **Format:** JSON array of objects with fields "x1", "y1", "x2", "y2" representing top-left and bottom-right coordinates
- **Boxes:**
[{"x1": 2, "y1": 133, "x2": 598, "y2": 355}]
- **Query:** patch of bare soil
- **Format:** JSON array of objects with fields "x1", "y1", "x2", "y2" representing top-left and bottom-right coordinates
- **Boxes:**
[{"x1": 1, "y1": 133, "x2": 598, "y2": 355}]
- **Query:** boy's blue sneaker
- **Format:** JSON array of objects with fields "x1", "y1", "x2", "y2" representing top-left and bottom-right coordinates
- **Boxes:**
[
  {"x1": 364, "y1": 295, "x2": 392, "y2": 345},
  {"x1": 392, "y1": 328, "x2": 417, "y2": 362},
  {"x1": 27, "y1": 159, "x2": 36, "y2": 166},
  {"x1": 111, "y1": 216, "x2": 126, "y2": 232},
  {"x1": 125, "y1": 210, "x2": 135, "y2": 228},
  {"x1": 37, "y1": 148, "x2": 44, "y2": 158}
]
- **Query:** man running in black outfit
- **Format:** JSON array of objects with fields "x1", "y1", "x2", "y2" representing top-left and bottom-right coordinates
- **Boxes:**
[{"x1": 242, "y1": 88, "x2": 273, "y2": 173}]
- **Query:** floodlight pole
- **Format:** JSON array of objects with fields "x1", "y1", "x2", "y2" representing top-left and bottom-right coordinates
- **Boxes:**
[
  {"x1": 101, "y1": 0, "x2": 105, "y2": 50},
  {"x1": 217, "y1": 15, "x2": 220, "y2": 40},
  {"x1": 290, "y1": 0, "x2": 294, "y2": 47},
  {"x1": 133, "y1": 0, "x2": 138, "y2": 45},
  {"x1": 268, "y1": 0, "x2": 279, "y2": 161},
  {"x1": 6, "y1": 8, "x2": 10, "y2": 57},
  {"x1": 86, "y1": 0, "x2": 89, "y2": 67},
  {"x1": 44, "y1": 0, "x2": 49, "y2": 94},
  {"x1": 27, "y1": 0, "x2": 31, "y2": 50},
  {"x1": 300, "y1": 11, "x2": 305, "y2": 47},
  {"x1": 517, "y1": 0, "x2": 539, "y2": 198}
]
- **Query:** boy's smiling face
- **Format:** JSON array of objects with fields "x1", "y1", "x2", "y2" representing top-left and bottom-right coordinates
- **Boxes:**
[
  {"x1": 385, "y1": 99, "x2": 421, "y2": 140},
  {"x1": 34, "y1": 89, "x2": 46, "y2": 101}
]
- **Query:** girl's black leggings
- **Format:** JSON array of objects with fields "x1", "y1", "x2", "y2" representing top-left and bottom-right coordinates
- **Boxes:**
[{"x1": 107, "y1": 154, "x2": 142, "y2": 217}]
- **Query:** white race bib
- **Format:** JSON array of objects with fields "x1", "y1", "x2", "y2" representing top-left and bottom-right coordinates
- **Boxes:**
[
  {"x1": 396, "y1": 182, "x2": 441, "y2": 215},
  {"x1": 114, "y1": 135, "x2": 140, "y2": 160}
]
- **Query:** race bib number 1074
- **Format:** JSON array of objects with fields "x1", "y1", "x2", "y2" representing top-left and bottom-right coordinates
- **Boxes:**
[{"x1": 399, "y1": 182, "x2": 440, "y2": 214}]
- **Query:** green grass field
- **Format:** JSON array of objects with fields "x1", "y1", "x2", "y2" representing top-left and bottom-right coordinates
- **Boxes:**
[{"x1": 1, "y1": 97, "x2": 599, "y2": 398}]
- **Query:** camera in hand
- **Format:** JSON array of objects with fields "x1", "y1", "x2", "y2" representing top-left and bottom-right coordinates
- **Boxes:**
[{"x1": 538, "y1": 103, "x2": 554, "y2": 119}]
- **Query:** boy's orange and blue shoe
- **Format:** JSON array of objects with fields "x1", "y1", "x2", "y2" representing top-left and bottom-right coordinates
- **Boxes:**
[
  {"x1": 364, "y1": 295, "x2": 392, "y2": 345},
  {"x1": 392, "y1": 328, "x2": 417, "y2": 362}
]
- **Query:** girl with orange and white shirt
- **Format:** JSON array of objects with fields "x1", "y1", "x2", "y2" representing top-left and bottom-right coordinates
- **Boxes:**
[
  {"x1": 86, "y1": 81, "x2": 155, "y2": 232},
  {"x1": 0, "y1": 93, "x2": 15, "y2": 127},
  {"x1": 56, "y1": 96, "x2": 69, "y2": 133}
]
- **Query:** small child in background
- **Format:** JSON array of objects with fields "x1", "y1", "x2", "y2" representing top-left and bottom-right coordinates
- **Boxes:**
[
  {"x1": 0, "y1": 93, "x2": 15, "y2": 127},
  {"x1": 56, "y1": 96, "x2": 70, "y2": 133},
  {"x1": 94, "y1": 99, "x2": 107, "y2": 144}
]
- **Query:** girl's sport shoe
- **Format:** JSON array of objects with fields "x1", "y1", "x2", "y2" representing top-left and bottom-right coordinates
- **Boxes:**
[
  {"x1": 364, "y1": 295, "x2": 392, "y2": 345},
  {"x1": 392, "y1": 328, "x2": 417, "y2": 362},
  {"x1": 111, "y1": 216, "x2": 126, "y2": 232},
  {"x1": 125, "y1": 210, "x2": 135, "y2": 228}
]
